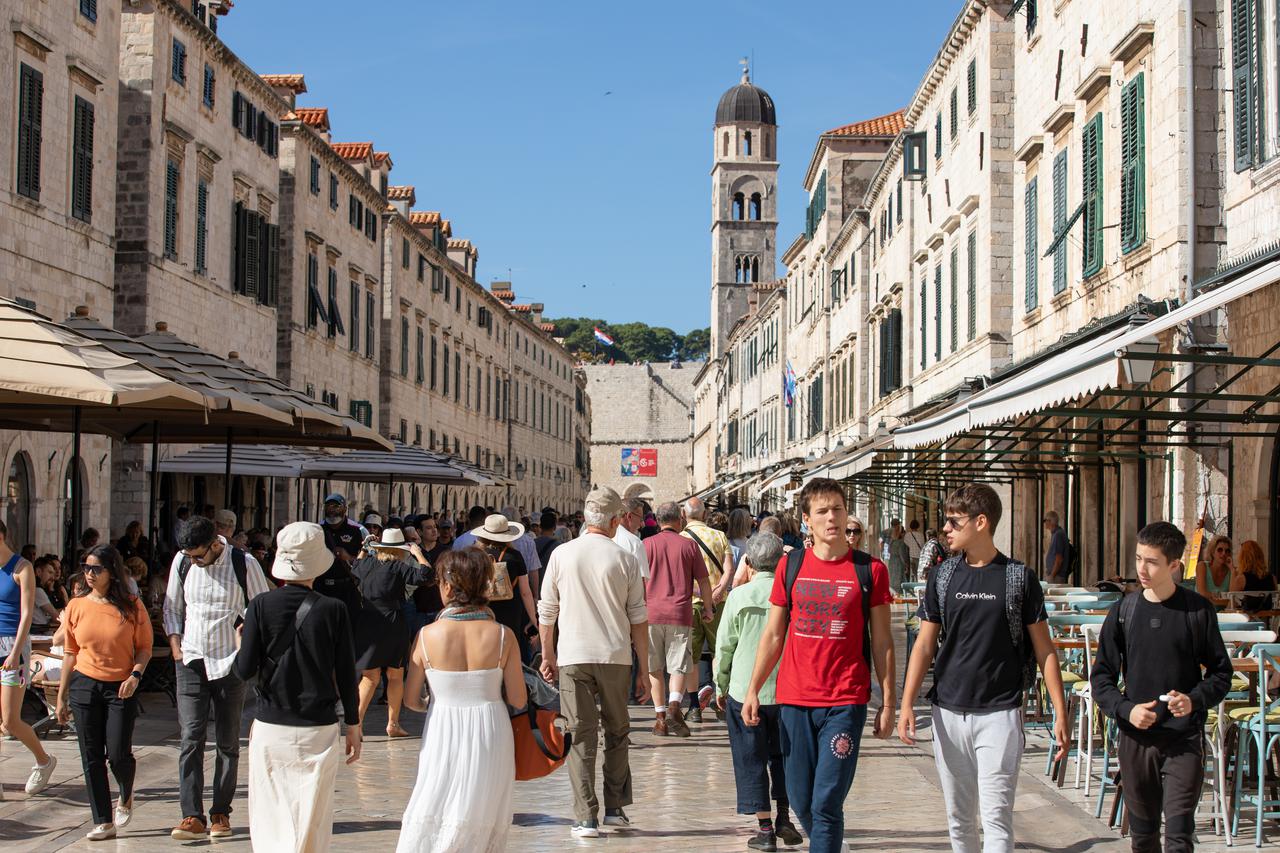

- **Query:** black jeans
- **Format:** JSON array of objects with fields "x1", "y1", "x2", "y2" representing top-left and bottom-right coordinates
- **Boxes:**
[
  {"x1": 69, "y1": 672, "x2": 139, "y2": 826},
  {"x1": 1117, "y1": 730, "x2": 1204, "y2": 853},
  {"x1": 725, "y1": 696, "x2": 787, "y2": 813},
  {"x1": 176, "y1": 659, "x2": 246, "y2": 821}
]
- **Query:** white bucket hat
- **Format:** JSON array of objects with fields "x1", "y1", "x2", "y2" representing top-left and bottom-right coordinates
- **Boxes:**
[
  {"x1": 471, "y1": 513, "x2": 525, "y2": 543},
  {"x1": 370, "y1": 527, "x2": 411, "y2": 554},
  {"x1": 273, "y1": 521, "x2": 334, "y2": 582}
]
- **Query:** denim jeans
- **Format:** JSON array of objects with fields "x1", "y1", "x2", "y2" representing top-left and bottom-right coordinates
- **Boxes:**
[
  {"x1": 176, "y1": 659, "x2": 247, "y2": 821},
  {"x1": 780, "y1": 703, "x2": 868, "y2": 853},
  {"x1": 726, "y1": 696, "x2": 787, "y2": 813},
  {"x1": 69, "y1": 672, "x2": 139, "y2": 825}
]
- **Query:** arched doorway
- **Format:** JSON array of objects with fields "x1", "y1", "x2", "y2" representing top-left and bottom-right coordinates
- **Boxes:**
[{"x1": 6, "y1": 452, "x2": 31, "y2": 550}]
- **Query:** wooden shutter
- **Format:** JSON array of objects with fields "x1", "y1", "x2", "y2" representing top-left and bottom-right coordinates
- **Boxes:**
[
  {"x1": 1232, "y1": 0, "x2": 1262, "y2": 171},
  {"x1": 935, "y1": 113, "x2": 943, "y2": 158},
  {"x1": 365, "y1": 292, "x2": 375, "y2": 358},
  {"x1": 934, "y1": 266, "x2": 942, "y2": 361},
  {"x1": 920, "y1": 278, "x2": 928, "y2": 369},
  {"x1": 350, "y1": 283, "x2": 361, "y2": 353},
  {"x1": 72, "y1": 97, "x2": 94, "y2": 222},
  {"x1": 203, "y1": 65, "x2": 215, "y2": 107},
  {"x1": 415, "y1": 327, "x2": 424, "y2": 383},
  {"x1": 950, "y1": 248, "x2": 959, "y2": 352},
  {"x1": 172, "y1": 40, "x2": 186, "y2": 83},
  {"x1": 80, "y1": 0, "x2": 97, "y2": 21},
  {"x1": 950, "y1": 88, "x2": 959, "y2": 138},
  {"x1": 328, "y1": 268, "x2": 343, "y2": 337},
  {"x1": 968, "y1": 59, "x2": 977, "y2": 114},
  {"x1": 1024, "y1": 177, "x2": 1038, "y2": 312},
  {"x1": 231, "y1": 91, "x2": 242, "y2": 129},
  {"x1": 1120, "y1": 74, "x2": 1147, "y2": 252},
  {"x1": 254, "y1": 216, "x2": 273, "y2": 305},
  {"x1": 1082, "y1": 114, "x2": 1104, "y2": 277},
  {"x1": 164, "y1": 160, "x2": 179, "y2": 259},
  {"x1": 889, "y1": 309, "x2": 903, "y2": 391},
  {"x1": 232, "y1": 202, "x2": 247, "y2": 295},
  {"x1": 1052, "y1": 150, "x2": 1068, "y2": 293},
  {"x1": 243, "y1": 210, "x2": 260, "y2": 299},
  {"x1": 195, "y1": 180, "x2": 208, "y2": 274},
  {"x1": 17, "y1": 64, "x2": 43, "y2": 200},
  {"x1": 967, "y1": 231, "x2": 978, "y2": 341}
]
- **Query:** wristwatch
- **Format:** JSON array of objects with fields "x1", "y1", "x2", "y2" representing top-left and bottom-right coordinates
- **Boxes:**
[{"x1": 129, "y1": 670, "x2": 143, "y2": 681}]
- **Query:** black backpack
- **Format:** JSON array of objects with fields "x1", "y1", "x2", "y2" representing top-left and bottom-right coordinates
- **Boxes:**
[
  {"x1": 933, "y1": 555, "x2": 1038, "y2": 692},
  {"x1": 783, "y1": 547, "x2": 875, "y2": 665}
]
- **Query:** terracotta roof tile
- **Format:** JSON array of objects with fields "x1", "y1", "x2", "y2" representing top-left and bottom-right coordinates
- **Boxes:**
[
  {"x1": 295, "y1": 107, "x2": 329, "y2": 132},
  {"x1": 387, "y1": 185, "x2": 415, "y2": 201},
  {"x1": 539, "y1": 322, "x2": 556, "y2": 333},
  {"x1": 260, "y1": 74, "x2": 307, "y2": 94},
  {"x1": 825, "y1": 109, "x2": 906, "y2": 138},
  {"x1": 374, "y1": 151, "x2": 392, "y2": 165},
  {"x1": 511, "y1": 304, "x2": 532, "y2": 313},
  {"x1": 330, "y1": 142, "x2": 374, "y2": 161},
  {"x1": 441, "y1": 220, "x2": 452, "y2": 238},
  {"x1": 409, "y1": 211, "x2": 441, "y2": 226},
  {"x1": 492, "y1": 290, "x2": 515, "y2": 300},
  {"x1": 447, "y1": 238, "x2": 474, "y2": 250}
]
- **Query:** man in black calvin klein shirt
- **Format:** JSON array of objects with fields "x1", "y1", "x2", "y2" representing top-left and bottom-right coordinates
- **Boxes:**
[{"x1": 1091, "y1": 522, "x2": 1232, "y2": 853}]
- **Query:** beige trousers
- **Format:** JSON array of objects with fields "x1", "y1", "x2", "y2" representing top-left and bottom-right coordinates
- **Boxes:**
[{"x1": 248, "y1": 720, "x2": 341, "y2": 852}]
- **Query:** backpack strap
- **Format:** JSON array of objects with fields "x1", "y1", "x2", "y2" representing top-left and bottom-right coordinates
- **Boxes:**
[
  {"x1": 230, "y1": 546, "x2": 250, "y2": 609},
  {"x1": 260, "y1": 591, "x2": 319, "y2": 692},
  {"x1": 852, "y1": 550, "x2": 874, "y2": 667},
  {"x1": 685, "y1": 527, "x2": 721, "y2": 570},
  {"x1": 783, "y1": 547, "x2": 806, "y2": 610},
  {"x1": 1115, "y1": 591, "x2": 1141, "y2": 674}
]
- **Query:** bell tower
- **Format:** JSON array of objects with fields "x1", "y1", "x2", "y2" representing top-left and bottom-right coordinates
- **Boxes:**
[{"x1": 710, "y1": 61, "x2": 778, "y2": 359}]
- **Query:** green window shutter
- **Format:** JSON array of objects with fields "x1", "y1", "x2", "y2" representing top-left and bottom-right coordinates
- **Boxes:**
[
  {"x1": 266, "y1": 223, "x2": 279, "y2": 307},
  {"x1": 1082, "y1": 114, "x2": 1104, "y2": 278},
  {"x1": 1231, "y1": 0, "x2": 1263, "y2": 171},
  {"x1": 920, "y1": 278, "x2": 928, "y2": 369},
  {"x1": 401, "y1": 319, "x2": 410, "y2": 377},
  {"x1": 416, "y1": 327, "x2": 424, "y2": 384},
  {"x1": 365, "y1": 292, "x2": 375, "y2": 359},
  {"x1": 896, "y1": 179, "x2": 903, "y2": 224},
  {"x1": 1024, "y1": 177, "x2": 1038, "y2": 312},
  {"x1": 950, "y1": 88, "x2": 959, "y2": 138},
  {"x1": 243, "y1": 211, "x2": 260, "y2": 299},
  {"x1": 950, "y1": 247, "x2": 959, "y2": 352},
  {"x1": 194, "y1": 180, "x2": 208, "y2": 275},
  {"x1": 935, "y1": 113, "x2": 943, "y2": 158},
  {"x1": 203, "y1": 64, "x2": 215, "y2": 108},
  {"x1": 306, "y1": 255, "x2": 318, "y2": 327},
  {"x1": 933, "y1": 265, "x2": 942, "y2": 362},
  {"x1": 350, "y1": 283, "x2": 361, "y2": 353},
  {"x1": 967, "y1": 232, "x2": 978, "y2": 340},
  {"x1": 71, "y1": 97, "x2": 94, "y2": 222},
  {"x1": 16, "y1": 64, "x2": 43, "y2": 201},
  {"x1": 968, "y1": 59, "x2": 977, "y2": 114},
  {"x1": 1052, "y1": 150, "x2": 1068, "y2": 293},
  {"x1": 328, "y1": 268, "x2": 344, "y2": 337},
  {"x1": 1120, "y1": 74, "x2": 1147, "y2": 253},
  {"x1": 164, "y1": 160, "x2": 179, "y2": 259}
]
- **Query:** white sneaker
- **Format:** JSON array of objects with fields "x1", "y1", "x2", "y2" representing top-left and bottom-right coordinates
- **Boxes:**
[
  {"x1": 25, "y1": 754, "x2": 56, "y2": 795},
  {"x1": 115, "y1": 797, "x2": 134, "y2": 828},
  {"x1": 85, "y1": 823, "x2": 117, "y2": 841},
  {"x1": 570, "y1": 820, "x2": 600, "y2": 838}
]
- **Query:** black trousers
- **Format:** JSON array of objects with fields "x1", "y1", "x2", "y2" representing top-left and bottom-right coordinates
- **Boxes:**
[
  {"x1": 725, "y1": 696, "x2": 787, "y2": 814},
  {"x1": 1117, "y1": 730, "x2": 1204, "y2": 853},
  {"x1": 69, "y1": 672, "x2": 140, "y2": 826}
]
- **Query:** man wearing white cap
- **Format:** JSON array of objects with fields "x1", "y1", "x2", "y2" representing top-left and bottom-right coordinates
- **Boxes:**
[
  {"x1": 233, "y1": 522, "x2": 361, "y2": 852},
  {"x1": 538, "y1": 487, "x2": 650, "y2": 838}
]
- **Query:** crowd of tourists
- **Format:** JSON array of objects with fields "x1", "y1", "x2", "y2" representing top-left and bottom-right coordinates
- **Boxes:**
[{"x1": 0, "y1": 477, "x2": 1262, "y2": 852}]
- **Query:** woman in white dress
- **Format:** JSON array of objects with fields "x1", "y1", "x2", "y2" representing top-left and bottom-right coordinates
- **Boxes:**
[{"x1": 397, "y1": 548, "x2": 527, "y2": 853}]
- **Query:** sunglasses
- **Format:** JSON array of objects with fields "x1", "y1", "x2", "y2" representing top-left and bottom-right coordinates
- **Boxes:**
[
  {"x1": 846, "y1": 528, "x2": 863, "y2": 536},
  {"x1": 81, "y1": 563, "x2": 107, "y2": 575},
  {"x1": 943, "y1": 515, "x2": 971, "y2": 530}
]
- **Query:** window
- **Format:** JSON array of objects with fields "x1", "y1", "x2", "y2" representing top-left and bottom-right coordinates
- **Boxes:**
[
  {"x1": 1052, "y1": 150, "x2": 1068, "y2": 294},
  {"x1": 399, "y1": 318, "x2": 409, "y2": 377},
  {"x1": 327, "y1": 267, "x2": 343, "y2": 339},
  {"x1": 415, "y1": 327, "x2": 424, "y2": 384},
  {"x1": 306, "y1": 254, "x2": 327, "y2": 328},
  {"x1": 365, "y1": 292, "x2": 374, "y2": 358},
  {"x1": 202, "y1": 64, "x2": 215, "y2": 108},
  {"x1": 949, "y1": 247, "x2": 959, "y2": 352},
  {"x1": 732, "y1": 192, "x2": 745, "y2": 220},
  {"x1": 743, "y1": 130, "x2": 752, "y2": 156},
  {"x1": 1082, "y1": 113, "x2": 1104, "y2": 278},
  {"x1": 442, "y1": 345, "x2": 450, "y2": 395},
  {"x1": 430, "y1": 336, "x2": 437, "y2": 389},
  {"x1": 163, "y1": 160, "x2": 180, "y2": 259},
  {"x1": 749, "y1": 192, "x2": 761, "y2": 220},
  {"x1": 903, "y1": 131, "x2": 927, "y2": 180},
  {"x1": 919, "y1": 277, "x2": 928, "y2": 370},
  {"x1": 967, "y1": 231, "x2": 977, "y2": 341},
  {"x1": 967, "y1": 59, "x2": 977, "y2": 114},
  {"x1": 348, "y1": 400, "x2": 372, "y2": 428},
  {"x1": 1023, "y1": 178, "x2": 1038, "y2": 312},
  {"x1": 879, "y1": 310, "x2": 903, "y2": 396},
  {"x1": 309, "y1": 157, "x2": 320, "y2": 194},
  {"x1": 194, "y1": 179, "x2": 208, "y2": 275},
  {"x1": 804, "y1": 170, "x2": 827, "y2": 239},
  {"x1": 171, "y1": 39, "x2": 187, "y2": 85},
  {"x1": 1232, "y1": 0, "x2": 1266, "y2": 170},
  {"x1": 935, "y1": 113, "x2": 943, "y2": 159},
  {"x1": 349, "y1": 283, "x2": 360, "y2": 353},
  {"x1": 232, "y1": 203, "x2": 278, "y2": 305},
  {"x1": 950, "y1": 87, "x2": 959, "y2": 139},
  {"x1": 16, "y1": 64, "x2": 42, "y2": 201},
  {"x1": 933, "y1": 265, "x2": 942, "y2": 362},
  {"x1": 329, "y1": 173, "x2": 338, "y2": 209},
  {"x1": 896, "y1": 180, "x2": 903, "y2": 224},
  {"x1": 1120, "y1": 74, "x2": 1147, "y2": 253},
  {"x1": 402, "y1": 238, "x2": 410, "y2": 270},
  {"x1": 80, "y1": 0, "x2": 97, "y2": 22},
  {"x1": 454, "y1": 354, "x2": 460, "y2": 401},
  {"x1": 71, "y1": 97, "x2": 94, "y2": 223}
]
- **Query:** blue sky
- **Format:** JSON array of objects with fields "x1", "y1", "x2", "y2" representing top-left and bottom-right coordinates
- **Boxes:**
[{"x1": 224, "y1": 1, "x2": 961, "y2": 333}]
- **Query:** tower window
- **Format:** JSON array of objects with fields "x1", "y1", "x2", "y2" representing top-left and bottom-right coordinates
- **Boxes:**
[
  {"x1": 743, "y1": 131, "x2": 752, "y2": 156},
  {"x1": 750, "y1": 192, "x2": 762, "y2": 220},
  {"x1": 732, "y1": 192, "x2": 745, "y2": 220},
  {"x1": 722, "y1": 132, "x2": 729, "y2": 156}
]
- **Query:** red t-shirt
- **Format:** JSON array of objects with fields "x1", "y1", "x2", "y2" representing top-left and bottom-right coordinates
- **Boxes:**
[
  {"x1": 643, "y1": 529, "x2": 709, "y2": 626},
  {"x1": 769, "y1": 548, "x2": 892, "y2": 707}
]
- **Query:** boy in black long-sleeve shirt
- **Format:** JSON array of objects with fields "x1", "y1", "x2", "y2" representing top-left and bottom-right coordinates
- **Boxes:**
[{"x1": 1091, "y1": 521, "x2": 1233, "y2": 853}]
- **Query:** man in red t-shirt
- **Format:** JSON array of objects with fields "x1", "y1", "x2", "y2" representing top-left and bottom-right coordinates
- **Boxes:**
[{"x1": 742, "y1": 479, "x2": 896, "y2": 853}]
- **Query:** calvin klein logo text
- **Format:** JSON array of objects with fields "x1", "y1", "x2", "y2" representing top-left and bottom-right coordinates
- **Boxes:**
[{"x1": 955, "y1": 591, "x2": 997, "y2": 601}]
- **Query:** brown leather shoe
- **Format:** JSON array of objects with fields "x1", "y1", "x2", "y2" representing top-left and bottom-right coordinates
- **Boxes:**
[
  {"x1": 667, "y1": 701, "x2": 691, "y2": 738},
  {"x1": 209, "y1": 813, "x2": 231, "y2": 838},
  {"x1": 652, "y1": 713, "x2": 668, "y2": 736},
  {"x1": 170, "y1": 816, "x2": 207, "y2": 840}
]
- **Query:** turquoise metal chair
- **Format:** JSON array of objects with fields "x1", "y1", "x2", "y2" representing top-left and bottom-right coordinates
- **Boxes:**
[{"x1": 1231, "y1": 643, "x2": 1280, "y2": 847}]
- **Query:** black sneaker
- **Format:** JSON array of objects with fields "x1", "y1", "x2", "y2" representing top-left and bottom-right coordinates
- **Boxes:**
[
  {"x1": 748, "y1": 828, "x2": 778, "y2": 851},
  {"x1": 571, "y1": 819, "x2": 600, "y2": 838},
  {"x1": 603, "y1": 808, "x2": 631, "y2": 827},
  {"x1": 775, "y1": 819, "x2": 803, "y2": 846}
]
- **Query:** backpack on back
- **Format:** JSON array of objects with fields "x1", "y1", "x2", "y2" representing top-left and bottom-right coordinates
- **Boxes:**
[
  {"x1": 179, "y1": 546, "x2": 254, "y2": 610},
  {"x1": 783, "y1": 547, "x2": 875, "y2": 666},
  {"x1": 933, "y1": 555, "x2": 1038, "y2": 692}
]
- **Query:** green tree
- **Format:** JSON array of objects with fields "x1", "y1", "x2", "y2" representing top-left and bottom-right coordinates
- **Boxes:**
[{"x1": 543, "y1": 317, "x2": 710, "y2": 364}]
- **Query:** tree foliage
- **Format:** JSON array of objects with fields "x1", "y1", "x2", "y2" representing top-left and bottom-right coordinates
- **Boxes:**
[{"x1": 545, "y1": 317, "x2": 710, "y2": 364}]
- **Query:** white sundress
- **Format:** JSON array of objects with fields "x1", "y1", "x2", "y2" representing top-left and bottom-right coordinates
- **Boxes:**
[{"x1": 396, "y1": 625, "x2": 514, "y2": 853}]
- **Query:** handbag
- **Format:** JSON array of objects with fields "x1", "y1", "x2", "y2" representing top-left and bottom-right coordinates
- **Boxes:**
[
  {"x1": 487, "y1": 545, "x2": 514, "y2": 601},
  {"x1": 511, "y1": 702, "x2": 570, "y2": 781}
]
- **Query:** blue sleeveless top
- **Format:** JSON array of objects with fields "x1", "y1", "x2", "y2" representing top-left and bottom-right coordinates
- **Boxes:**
[{"x1": 0, "y1": 554, "x2": 22, "y2": 635}]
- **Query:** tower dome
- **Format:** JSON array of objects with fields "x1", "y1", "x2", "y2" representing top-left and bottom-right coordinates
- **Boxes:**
[{"x1": 715, "y1": 64, "x2": 776, "y2": 126}]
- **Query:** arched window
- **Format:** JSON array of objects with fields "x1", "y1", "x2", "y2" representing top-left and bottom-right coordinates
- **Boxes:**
[
  {"x1": 750, "y1": 192, "x2": 762, "y2": 220},
  {"x1": 743, "y1": 131, "x2": 752, "y2": 156},
  {"x1": 6, "y1": 453, "x2": 30, "y2": 552},
  {"x1": 765, "y1": 130, "x2": 773, "y2": 160},
  {"x1": 732, "y1": 192, "x2": 745, "y2": 220},
  {"x1": 751, "y1": 256, "x2": 760, "y2": 282},
  {"x1": 722, "y1": 132, "x2": 729, "y2": 156}
]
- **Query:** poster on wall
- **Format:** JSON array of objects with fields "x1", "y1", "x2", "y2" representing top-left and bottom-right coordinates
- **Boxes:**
[{"x1": 620, "y1": 448, "x2": 658, "y2": 477}]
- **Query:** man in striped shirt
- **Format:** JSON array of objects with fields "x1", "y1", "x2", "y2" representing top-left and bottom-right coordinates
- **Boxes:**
[{"x1": 163, "y1": 516, "x2": 270, "y2": 841}]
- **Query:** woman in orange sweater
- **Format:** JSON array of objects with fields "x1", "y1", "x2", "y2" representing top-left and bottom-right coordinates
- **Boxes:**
[{"x1": 55, "y1": 545, "x2": 153, "y2": 841}]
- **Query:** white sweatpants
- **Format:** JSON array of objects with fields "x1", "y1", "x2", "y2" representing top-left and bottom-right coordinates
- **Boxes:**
[
  {"x1": 931, "y1": 706, "x2": 1024, "y2": 853},
  {"x1": 248, "y1": 720, "x2": 341, "y2": 853}
]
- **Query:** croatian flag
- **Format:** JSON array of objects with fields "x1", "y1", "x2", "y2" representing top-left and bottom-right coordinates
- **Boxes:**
[
  {"x1": 593, "y1": 327, "x2": 614, "y2": 346},
  {"x1": 783, "y1": 361, "x2": 796, "y2": 408}
]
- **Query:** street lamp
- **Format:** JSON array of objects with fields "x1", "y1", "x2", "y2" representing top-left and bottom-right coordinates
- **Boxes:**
[
  {"x1": 1118, "y1": 314, "x2": 1160, "y2": 386},
  {"x1": 515, "y1": 461, "x2": 526, "y2": 481}
]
